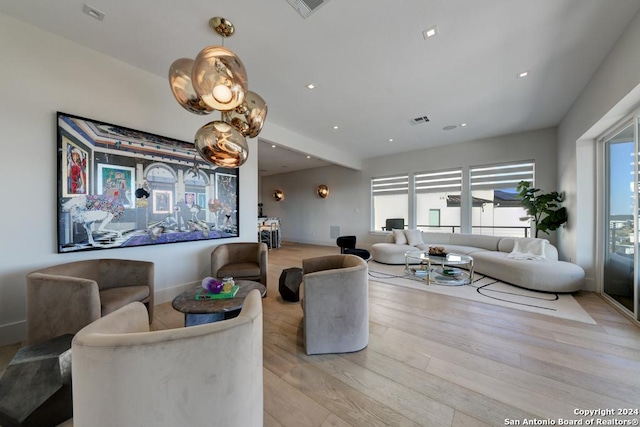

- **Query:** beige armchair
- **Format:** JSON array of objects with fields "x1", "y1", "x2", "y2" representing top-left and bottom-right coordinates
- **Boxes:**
[
  {"x1": 71, "y1": 290, "x2": 263, "y2": 427},
  {"x1": 26, "y1": 259, "x2": 154, "y2": 345},
  {"x1": 211, "y1": 242, "x2": 268, "y2": 287},
  {"x1": 301, "y1": 254, "x2": 369, "y2": 355}
]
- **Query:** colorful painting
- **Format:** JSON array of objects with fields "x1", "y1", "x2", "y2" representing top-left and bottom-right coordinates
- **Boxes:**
[{"x1": 57, "y1": 112, "x2": 240, "y2": 253}]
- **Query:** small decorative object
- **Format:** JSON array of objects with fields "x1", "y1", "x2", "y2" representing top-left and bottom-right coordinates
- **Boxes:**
[
  {"x1": 134, "y1": 188, "x2": 149, "y2": 199},
  {"x1": 222, "y1": 276, "x2": 235, "y2": 292},
  {"x1": 428, "y1": 246, "x2": 446, "y2": 256},
  {"x1": 201, "y1": 276, "x2": 224, "y2": 294},
  {"x1": 317, "y1": 184, "x2": 329, "y2": 198}
]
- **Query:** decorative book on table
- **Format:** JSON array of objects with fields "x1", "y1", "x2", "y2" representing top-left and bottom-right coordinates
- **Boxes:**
[{"x1": 195, "y1": 285, "x2": 240, "y2": 300}]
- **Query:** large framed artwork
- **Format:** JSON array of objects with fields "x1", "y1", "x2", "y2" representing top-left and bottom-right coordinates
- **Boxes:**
[{"x1": 57, "y1": 112, "x2": 240, "y2": 253}]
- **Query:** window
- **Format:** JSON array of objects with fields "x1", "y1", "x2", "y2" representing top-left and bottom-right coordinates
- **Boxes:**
[
  {"x1": 469, "y1": 162, "x2": 533, "y2": 236},
  {"x1": 414, "y1": 169, "x2": 462, "y2": 233},
  {"x1": 371, "y1": 174, "x2": 408, "y2": 231},
  {"x1": 429, "y1": 209, "x2": 441, "y2": 226},
  {"x1": 602, "y1": 121, "x2": 637, "y2": 316}
]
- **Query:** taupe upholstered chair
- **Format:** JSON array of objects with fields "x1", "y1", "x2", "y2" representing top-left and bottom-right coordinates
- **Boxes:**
[
  {"x1": 71, "y1": 290, "x2": 263, "y2": 427},
  {"x1": 26, "y1": 259, "x2": 154, "y2": 345},
  {"x1": 300, "y1": 254, "x2": 369, "y2": 355},
  {"x1": 211, "y1": 242, "x2": 268, "y2": 288}
]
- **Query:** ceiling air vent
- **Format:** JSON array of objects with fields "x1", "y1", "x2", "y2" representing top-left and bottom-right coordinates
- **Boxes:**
[
  {"x1": 286, "y1": 0, "x2": 330, "y2": 19},
  {"x1": 409, "y1": 116, "x2": 430, "y2": 126}
]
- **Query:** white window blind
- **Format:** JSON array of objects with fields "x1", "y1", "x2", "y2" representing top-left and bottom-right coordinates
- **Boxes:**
[
  {"x1": 371, "y1": 174, "x2": 409, "y2": 196},
  {"x1": 470, "y1": 161, "x2": 535, "y2": 190},
  {"x1": 414, "y1": 169, "x2": 462, "y2": 193}
]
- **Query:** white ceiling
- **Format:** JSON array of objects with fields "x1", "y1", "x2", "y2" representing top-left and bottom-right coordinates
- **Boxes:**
[{"x1": 2, "y1": 0, "x2": 639, "y2": 176}]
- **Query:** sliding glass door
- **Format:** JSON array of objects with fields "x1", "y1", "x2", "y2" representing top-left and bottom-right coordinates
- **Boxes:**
[{"x1": 603, "y1": 121, "x2": 638, "y2": 318}]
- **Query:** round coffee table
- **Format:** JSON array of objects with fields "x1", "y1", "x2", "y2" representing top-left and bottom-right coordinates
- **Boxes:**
[
  {"x1": 404, "y1": 250, "x2": 474, "y2": 286},
  {"x1": 172, "y1": 280, "x2": 266, "y2": 326}
]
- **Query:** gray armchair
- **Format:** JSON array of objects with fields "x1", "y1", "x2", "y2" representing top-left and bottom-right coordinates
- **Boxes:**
[
  {"x1": 71, "y1": 290, "x2": 263, "y2": 427},
  {"x1": 211, "y1": 242, "x2": 268, "y2": 288},
  {"x1": 300, "y1": 254, "x2": 369, "y2": 355},
  {"x1": 26, "y1": 259, "x2": 154, "y2": 345}
]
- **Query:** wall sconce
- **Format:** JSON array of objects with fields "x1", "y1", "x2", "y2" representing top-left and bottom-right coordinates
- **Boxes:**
[
  {"x1": 317, "y1": 184, "x2": 329, "y2": 198},
  {"x1": 273, "y1": 189, "x2": 284, "y2": 201}
]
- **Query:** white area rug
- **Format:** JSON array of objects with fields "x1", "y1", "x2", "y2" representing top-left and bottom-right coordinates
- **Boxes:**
[{"x1": 368, "y1": 261, "x2": 596, "y2": 324}]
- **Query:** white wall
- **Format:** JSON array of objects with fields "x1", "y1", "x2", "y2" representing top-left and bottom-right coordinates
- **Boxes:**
[
  {"x1": 261, "y1": 165, "x2": 365, "y2": 245},
  {"x1": 263, "y1": 127, "x2": 558, "y2": 249},
  {"x1": 558, "y1": 10, "x2": 640, "y2": 291},
  {"x1": 0, "y1": 15, "x2": 262, "y2": 345}
]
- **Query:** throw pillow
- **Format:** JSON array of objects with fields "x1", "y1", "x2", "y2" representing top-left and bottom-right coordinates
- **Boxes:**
[
  {"x1": 393, "y1": 229, "x2": 407, "y2": 244},
  {"x1": 404, "y1": 229, "x2": 423, "y2": 246}
]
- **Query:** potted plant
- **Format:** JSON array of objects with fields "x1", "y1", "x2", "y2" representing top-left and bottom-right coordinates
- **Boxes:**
[{"x1": 516, "y1": 180, "x2": 568, "y2": 238}]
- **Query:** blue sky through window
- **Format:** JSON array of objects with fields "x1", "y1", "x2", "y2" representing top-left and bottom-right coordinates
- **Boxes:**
[{"x1": 609, "y1": 141, "x2": 634, "y2": 216}]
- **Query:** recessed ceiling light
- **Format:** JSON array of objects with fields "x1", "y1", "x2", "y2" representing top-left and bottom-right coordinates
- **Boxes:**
[
  {"x1": 517, "y1": 71, "x2": 529, "y2": 78},
  {"x1": 422, "y1": 25, "x2": 438, "y2": 39},
  {"x1": 333, "y1": 125, "x2": 339, "y2": 130},
  {"x1": 306, "y1": 83, "x2": 316, "y2": 90},
  {"x1": 306, "y1": 155, "x2": 311, "y2": 159},
  {"x1": 82, "y1": 4, "x2": 105, "y2": 21},
  {"x1": 388, "y1": 138, "x2": 394, "y2": 142},
  {"x1": 271, "y1": 144, "x2": 276, "y2": 148},
  {"x1": 460, "y1": 123, "x2": 467, "y2": 127}
]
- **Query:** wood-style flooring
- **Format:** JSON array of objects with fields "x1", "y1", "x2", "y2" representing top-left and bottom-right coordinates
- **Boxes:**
[{"x1": 2, "y1": 242, "x2": 640, "y2": 426}]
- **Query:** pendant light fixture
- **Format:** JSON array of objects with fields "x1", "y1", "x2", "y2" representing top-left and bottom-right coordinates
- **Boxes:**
[{"x1": 168, "y1": 17, "x2": 267, "y2": 168}]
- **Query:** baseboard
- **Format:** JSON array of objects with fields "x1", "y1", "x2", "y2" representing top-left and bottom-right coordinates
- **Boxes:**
[
  {"x1": 0, "y1": 320, "x2": 26, "y2": 346},
  {"x1": 584, "y1": 276, "x2": 596, "y2": 292}
]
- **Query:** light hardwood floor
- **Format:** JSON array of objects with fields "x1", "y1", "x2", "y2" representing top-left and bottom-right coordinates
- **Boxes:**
[{"x1": 2, "y1": 242, "x2": 640, "y2": 426}]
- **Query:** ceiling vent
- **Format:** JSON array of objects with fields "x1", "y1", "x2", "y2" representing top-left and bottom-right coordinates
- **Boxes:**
[
  {"x1": 286, "y1": 0, "x2": 330, "y2": 19},
  {"x1": 409, "y1": 116, "x2": 430, "y2": 125}
]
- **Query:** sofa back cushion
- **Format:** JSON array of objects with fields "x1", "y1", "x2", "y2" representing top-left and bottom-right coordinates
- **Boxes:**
[
  {"x1": 450, "y1": 233, "x2": 501, "y2": 251},
  {"x1": 421, "y1": 232, "x2": 451, "y2": 245},
  {"x1": 404, "y1": 229, "x2": 423, "y2": 246},
  {"x1": 392, "y1": 229, "x2": 407, "y2": 244}
]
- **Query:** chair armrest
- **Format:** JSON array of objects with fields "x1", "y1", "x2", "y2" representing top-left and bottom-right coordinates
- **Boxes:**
[
  {"x1": 302, "y1": 255, "x2": 346, "y2": 275},
  {"x1": 26, "y1": 272, "x2": 101, "y2": 345},
  {"x1": 258, "y1": 243, "x2": 268, "y2": 285}
]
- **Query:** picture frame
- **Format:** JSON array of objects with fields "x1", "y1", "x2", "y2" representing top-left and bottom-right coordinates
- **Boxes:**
[{"x1": 56, "y1": 112, "x2": 240, "y2": 253}]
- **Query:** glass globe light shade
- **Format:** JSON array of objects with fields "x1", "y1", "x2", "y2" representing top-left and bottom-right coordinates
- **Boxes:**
[
  {"x1": 194, "y1": 121, "x2": 248, "y2": 168},
  {"x1": 221, "y1": 91, "x2": 268, "y2": 138},
  {"x1": 168, "y1": 58, "x2": 215, "y2": 115},
  {"x1": 192, "y1": 46, "x2": 248, "y2": 111}
]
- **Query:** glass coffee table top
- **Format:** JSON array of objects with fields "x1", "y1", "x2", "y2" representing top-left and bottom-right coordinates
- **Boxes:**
[{"x1": 404, "y1": 250, "x2": 474, "y2": 286}]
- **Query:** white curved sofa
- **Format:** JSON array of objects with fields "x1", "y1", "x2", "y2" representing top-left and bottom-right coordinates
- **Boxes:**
[{"x1": 371, "y1": 230, "x2": 585, "y2": 293}]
